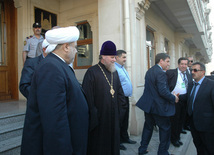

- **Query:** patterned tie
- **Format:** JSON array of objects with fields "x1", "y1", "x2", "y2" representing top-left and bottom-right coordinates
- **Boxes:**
[
  {"x1": 188, "y1": 82, "x2": 199, "y2": 116},
  {"x1": 182, "y1": 72, "x2": 188, "y2": 90}
]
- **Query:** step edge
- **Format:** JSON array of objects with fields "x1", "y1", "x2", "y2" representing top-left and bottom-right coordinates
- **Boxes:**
[
  {"x1": 0, "y1": 136, "x2": 22, "y2": 152},
  {"x1": 0, "y1": 112, "x2": 25, "y2": 120}
]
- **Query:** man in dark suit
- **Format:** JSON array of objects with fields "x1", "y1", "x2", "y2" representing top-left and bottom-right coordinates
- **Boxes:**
[
  {"x1": 137, "y1": 53, "x2": 179, "y2": 155},
  {"x1": 166, "y1": 57, "x2": 191, "y2": 147},
  {"x1": 21, "y1": 26, "x2": 89, "y2": 155},
  {"x1": 184, "y1": 62, "x2": 214, "y2": 155},
  {"x1": 187, "y1": 56, "x2": 194, "y2": 74},
  {"x1": 205, "y1": 71, "x2": 214, "y2": 80},
  {"x1": 19, "y1": 39, "x2": 49, "y2": 99}
]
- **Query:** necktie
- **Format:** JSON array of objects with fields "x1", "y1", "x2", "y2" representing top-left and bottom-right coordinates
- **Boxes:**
[
  {"x1": 188, "y1": 82, "x2": 199, "y2": 116},
  {"x1": 182, "y1": 72, "x2": 188, "y2": 89}
]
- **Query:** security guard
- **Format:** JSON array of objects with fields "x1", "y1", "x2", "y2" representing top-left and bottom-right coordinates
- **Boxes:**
[{"x1": 22, "y1": 22, "x2": 44, "y2": 64}]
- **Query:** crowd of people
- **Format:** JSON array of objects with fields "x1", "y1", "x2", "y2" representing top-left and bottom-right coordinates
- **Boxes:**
[{"x1": 19, "y1": 23, "x2": 214, "y2": 155}]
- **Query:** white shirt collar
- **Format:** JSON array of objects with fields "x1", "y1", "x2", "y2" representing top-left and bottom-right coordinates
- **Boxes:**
[{"x1": 52, "y1": 52, "x2": 66, "y2": 63}]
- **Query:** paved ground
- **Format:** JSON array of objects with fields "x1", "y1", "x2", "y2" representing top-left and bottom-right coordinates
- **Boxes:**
[
  {"x1": 120, "y1": 128, "x2": 197, "y2": 155},
  {"x1": 0, "y1": 100, "x2": 197, "y2": 155}
]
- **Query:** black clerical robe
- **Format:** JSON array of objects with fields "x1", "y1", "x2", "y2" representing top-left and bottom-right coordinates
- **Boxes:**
[{"x1": 82, "y1": 62, "x2": 125, "y2": 155}]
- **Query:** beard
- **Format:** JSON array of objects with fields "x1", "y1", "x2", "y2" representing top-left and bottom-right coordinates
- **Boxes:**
[{"x1": 103, "y1": 62, "x2": 116, "y2": 73}]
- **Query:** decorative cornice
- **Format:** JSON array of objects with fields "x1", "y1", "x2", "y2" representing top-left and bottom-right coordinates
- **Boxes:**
[
  {"x1": 205, "y1": 8, "x2": 211, "y2": 15},
  {"x1": 135, "y1": 0, "x2": 151, "y2": 19},
  {"x1": 144, "y1": 0, "x2": 151, "y2": 10},
  {"x1": 13, "y1": 0, "x2": 23, "y2": 8},
  {"x1": 138, "y1": 0, "x2": 150, "y2": 11},
  {"x1": 135, "y1": 7, "x2": 144, "y2": 20}
]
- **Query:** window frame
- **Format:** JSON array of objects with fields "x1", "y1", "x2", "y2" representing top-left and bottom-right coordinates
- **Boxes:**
[{"x1": 73, "y1": 21, "x2": 93, "y2": 69}]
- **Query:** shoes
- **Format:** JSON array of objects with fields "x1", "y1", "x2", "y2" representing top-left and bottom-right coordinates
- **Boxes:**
[
  {"x1": 181, "y1": 130, "x2": 187, "y2": 134},
  {"x1": 122, "y1": 139, "x2": 137, "y2": 144},
  {"x1": 139, "y1": 150, "x2": 149, "y2": 155},
  {"x1": 171, "y1": 141, "x2": 180, "y2": 147},
  {"x1": 120, "y1": 144, "x2": 127, "y2": 150},
  {"x1": 178, "y1": 140, "x2": 183, "y2": 145}
]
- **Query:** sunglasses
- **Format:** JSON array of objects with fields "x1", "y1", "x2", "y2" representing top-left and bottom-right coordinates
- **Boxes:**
[
  {"x1": 190, "y1": 69, "x2": 203, "y2": 72},
  {"x1": 189, "y1": 60, "x2": 193, "y2": 63}
]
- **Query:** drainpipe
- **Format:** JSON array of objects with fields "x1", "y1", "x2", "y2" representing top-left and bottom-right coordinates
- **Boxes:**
[{"x1": 124, "y1": 0, "x2": 131, "y2": 73}]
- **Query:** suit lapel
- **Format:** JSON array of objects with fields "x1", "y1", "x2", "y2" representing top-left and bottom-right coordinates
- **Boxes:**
[
  {"x1": 186, "y1": 70, "x2": 192, "y2": 82},
  {"x1": 170, "y1": 69, "x2": 177, "y2": 91},
  {"x1": 194, "y1": 78, "x2": 208, "y2": 101},
  {"x1": 174, "y1": 69, "x2": 178, "y2": 85}
]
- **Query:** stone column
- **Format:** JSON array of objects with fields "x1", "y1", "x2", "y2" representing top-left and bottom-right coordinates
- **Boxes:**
[
  {"x1": 13, "y1": 0, "x2": 30, "y2": 100},
  {"x1": 129, "y1": 0, "x2": 150, "y2": 136},
  {"x1": 97, "y1": 0, "x2": 122, "y2": 49}
]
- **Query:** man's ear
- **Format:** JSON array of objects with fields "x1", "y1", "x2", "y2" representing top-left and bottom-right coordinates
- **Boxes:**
[{"x1": 63, "y1": 43, "x2": 69, "y2": 52}]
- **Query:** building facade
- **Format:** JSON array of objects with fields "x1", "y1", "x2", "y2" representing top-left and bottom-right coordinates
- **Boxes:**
[{"x1": 0, "y1": 0, "x2": 212, "y2": 135}]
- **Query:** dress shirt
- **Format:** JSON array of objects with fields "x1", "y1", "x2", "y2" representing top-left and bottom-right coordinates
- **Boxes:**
[
  {"x1": 171, "y1": 69, "x2": 187, "y2": 94},
  {"x1": 157, "y1": 64, "x2": 166, "y2": 72},
  {"x1": 187, "y1": 67, "x2": 191, "y2": 74},
  {"x1": 191, "y1": 76, "x2": 205, "y2": 109},
  {"x1": 115, "y1": 62, "x2": 132, "y2": 97},
  {"x1": 52, "y1": 52, "x2": 66, "y2": 63},
  {"x1": 23, "y1": 35, "x2": 44, "y2": 58}
]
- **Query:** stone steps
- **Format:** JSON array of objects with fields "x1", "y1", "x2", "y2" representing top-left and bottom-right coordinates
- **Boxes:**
[
  {"x1": 0, "y1": 112, "x2": 25, "y2": 126},
  {"x1": 0, "y1": 112, "x2": 25, "y2": 155},
  {"x1": 0, "y1": 136, "x2": 21, "y2": 154}
]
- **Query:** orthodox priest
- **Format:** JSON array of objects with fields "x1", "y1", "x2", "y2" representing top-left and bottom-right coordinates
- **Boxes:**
[{"x1": 82, "y1": 40, "x2": 126, "y2": 155}]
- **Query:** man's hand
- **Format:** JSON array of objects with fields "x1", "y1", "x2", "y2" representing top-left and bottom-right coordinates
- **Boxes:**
[{"x1": 173, "y1": 92, "x2": 179, "y2": 103}]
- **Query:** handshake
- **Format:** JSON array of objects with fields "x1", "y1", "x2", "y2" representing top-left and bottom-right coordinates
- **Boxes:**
[{"x1": 173, "y1": 92, "x2": 179, "y2": 103}]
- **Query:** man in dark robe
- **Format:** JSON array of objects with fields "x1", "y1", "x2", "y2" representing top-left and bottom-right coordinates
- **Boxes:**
[
  {"x1": 21, "y1": 26, "x2": 89, "y2": 155},
  {"x1": 82, "y1": 40, "x2": 125, "y2": 155}
]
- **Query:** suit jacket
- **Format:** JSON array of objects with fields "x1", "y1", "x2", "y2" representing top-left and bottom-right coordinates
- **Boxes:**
[
  {"x1": 21, "y1": 53, "x2": 89, "y2": 155},
  {"x1": 136, "y1": 64, "x2": 175, "y2": 117},
  {"x1": 205, "y1": 75, "x2": 214, "y2": 80},
  {"x1": 19, "y1": 55, "x2": 44, "y2": 99},
  {"x1": 166, "y1": 68, "x2": 192, "y2": 92},
  {"x1": 187, "y1": 78, "x2": 214, "y2": 132}
]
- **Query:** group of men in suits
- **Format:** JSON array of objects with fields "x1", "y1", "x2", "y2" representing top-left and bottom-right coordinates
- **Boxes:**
[
  {"x1": 20, "y1": 23, "x2": 214, "y2": 155},
  {"x1": 137, "y1": 53, "x2": 179, "y2": 155},
  {"x1": 137, "y1": 53, "x2": 214, "y2": 155}
]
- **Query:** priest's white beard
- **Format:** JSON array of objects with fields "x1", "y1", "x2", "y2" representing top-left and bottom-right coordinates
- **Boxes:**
[{"x1": 104, "y1": 62, "x2": 116, "y2": 73}]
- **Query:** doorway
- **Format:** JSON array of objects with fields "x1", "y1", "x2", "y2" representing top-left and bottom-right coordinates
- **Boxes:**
[{"x1": 0, "y1": 0, "x2": 18, "y2": 100}]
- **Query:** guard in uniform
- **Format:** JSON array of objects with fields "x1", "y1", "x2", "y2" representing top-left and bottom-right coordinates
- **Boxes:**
[{"x1": 22, "y1": 22, "x2": 44, "y2": 64}]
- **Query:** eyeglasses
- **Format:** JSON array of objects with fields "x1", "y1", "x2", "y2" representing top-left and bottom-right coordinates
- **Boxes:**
[
  {"x1": 190, "y1": 69, "x2": 203, "y2": 72},
  {"x1": 190, "y1": 60, "x2": 193, "y2": 63}
]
